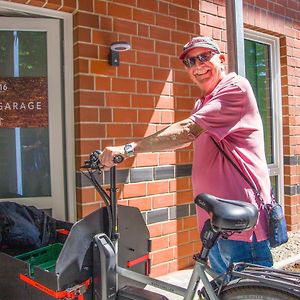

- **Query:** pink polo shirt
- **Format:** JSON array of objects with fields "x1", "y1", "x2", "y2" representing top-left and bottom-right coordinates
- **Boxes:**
[{"x1": 189, "y1": 72, "x2": 271, "y2": 242}]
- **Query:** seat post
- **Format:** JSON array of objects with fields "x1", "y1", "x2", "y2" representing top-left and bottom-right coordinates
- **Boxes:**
[{"x1": 196, "y1": 220, "x2": 221, "y2": 261}]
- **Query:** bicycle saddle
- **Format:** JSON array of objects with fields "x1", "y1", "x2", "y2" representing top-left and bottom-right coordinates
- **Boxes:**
[{"x1": 194, "y1": 193, "x2": 258, "y2": 232}]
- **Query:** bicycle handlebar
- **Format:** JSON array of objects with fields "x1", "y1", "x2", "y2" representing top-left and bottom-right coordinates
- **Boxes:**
[{"x1": 81, "y1": 150, "x2": 124, "y2": 170}]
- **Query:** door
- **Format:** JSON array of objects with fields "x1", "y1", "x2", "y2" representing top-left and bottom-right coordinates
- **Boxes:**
[{"x1": 0, "y1": 17, "x2": 66, "y2": 219}]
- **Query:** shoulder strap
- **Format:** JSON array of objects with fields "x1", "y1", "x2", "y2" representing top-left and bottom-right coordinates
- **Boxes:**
[{"x1": 210, "y1": 137, "x2": 264, "y2": 204}]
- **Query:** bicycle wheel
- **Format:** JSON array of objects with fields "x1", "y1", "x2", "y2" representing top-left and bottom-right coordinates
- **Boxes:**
[{"x1": 219, "y1": 286, "x2": 299, "y2": 300}]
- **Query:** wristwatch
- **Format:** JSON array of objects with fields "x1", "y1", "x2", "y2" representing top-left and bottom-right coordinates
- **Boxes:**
[{"x1": 124, "y1": 143, "x2": 134, "y2": 157}]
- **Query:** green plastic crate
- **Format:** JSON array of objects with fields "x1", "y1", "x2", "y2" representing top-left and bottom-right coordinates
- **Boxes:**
[{"x1": 15, "y1": 243, "x2": 63, "y2": 277}]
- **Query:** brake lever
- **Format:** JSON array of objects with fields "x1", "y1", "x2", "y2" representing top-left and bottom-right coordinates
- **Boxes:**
[{"x1": 81, "y1": 152, "x2": 124, "y2": 169}]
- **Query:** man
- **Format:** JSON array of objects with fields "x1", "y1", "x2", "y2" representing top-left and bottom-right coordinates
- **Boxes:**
[{"x1": 100, "y1": 36, "x2": 273, "y2": 274}]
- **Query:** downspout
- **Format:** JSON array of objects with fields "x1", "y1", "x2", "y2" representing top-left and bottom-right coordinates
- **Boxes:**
[{"x1": 225, "y1": 0, "x2": 245, "y2": 77}]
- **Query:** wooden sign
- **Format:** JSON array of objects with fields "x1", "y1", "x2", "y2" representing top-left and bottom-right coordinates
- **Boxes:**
[{"x1": 0, "y1": 77, "x2": 48, "y2": 128}]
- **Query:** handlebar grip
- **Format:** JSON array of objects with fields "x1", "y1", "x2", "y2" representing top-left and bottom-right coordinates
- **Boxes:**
[{"x1": 113, "y1": 155, "x2": 124, "y2": 164}]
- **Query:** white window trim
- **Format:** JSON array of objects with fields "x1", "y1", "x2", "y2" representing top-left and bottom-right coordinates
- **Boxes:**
[
  {"x1": 0, "y1": 0, "x2": 76, "y2": 221},
  {"x1": 244, "y1": 29, "x2": 284, "y2": 204}
]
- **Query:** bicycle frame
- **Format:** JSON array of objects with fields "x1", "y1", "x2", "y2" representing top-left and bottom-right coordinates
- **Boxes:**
[
  {"x1": 118, "y1": 258, "x2": 221, "y2": 300},
  {"x1": 81, "y1": 155, "x2": 300, "y2": 300}
]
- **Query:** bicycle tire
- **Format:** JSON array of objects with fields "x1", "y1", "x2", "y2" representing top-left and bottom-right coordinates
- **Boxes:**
[{"x1": 219, "y1": 286, "x2": 299, "y2": 300}]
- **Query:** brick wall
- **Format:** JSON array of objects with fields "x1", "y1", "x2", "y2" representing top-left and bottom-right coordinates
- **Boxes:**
[{"x1": 7, "y1": 0, "x2": 300, "y2": 276}]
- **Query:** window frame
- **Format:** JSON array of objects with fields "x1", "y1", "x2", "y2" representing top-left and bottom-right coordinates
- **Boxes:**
[{"x1": 244, "y1": 29, "x2": 284, "y2": 204}]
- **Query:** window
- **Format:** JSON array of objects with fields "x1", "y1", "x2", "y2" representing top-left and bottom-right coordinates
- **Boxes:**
[{"x1": 244, "y1": 30, "x2": 283, "y2": 201}]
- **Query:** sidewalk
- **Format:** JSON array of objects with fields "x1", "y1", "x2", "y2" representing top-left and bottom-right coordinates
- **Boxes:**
[{"x1": 145, "y1": 268, "x2": 197, "y2": 300}]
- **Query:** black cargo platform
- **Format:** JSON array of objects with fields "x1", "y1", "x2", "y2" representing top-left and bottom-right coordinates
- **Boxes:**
[{"x1": 0, "y1": 205, "x2": 150, "y2": 300}]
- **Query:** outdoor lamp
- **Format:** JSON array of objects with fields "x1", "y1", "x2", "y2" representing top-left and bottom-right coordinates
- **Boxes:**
[{"x1": 108, "y1": 41, "x2": 131, "y2": 66}]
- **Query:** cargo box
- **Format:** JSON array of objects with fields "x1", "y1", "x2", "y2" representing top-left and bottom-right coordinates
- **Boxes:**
[{"x1": 0, "y1": 205, "x2": 150, "y2": 300}]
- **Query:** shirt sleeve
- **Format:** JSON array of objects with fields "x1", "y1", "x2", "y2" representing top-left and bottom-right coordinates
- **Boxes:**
[{"x1": 190, "y1": 83, "x2": 247, "y2": 141}]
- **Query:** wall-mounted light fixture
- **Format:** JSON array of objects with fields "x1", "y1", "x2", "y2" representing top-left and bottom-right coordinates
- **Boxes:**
[{"x1": 108, "y1": 41, "x2": 131, "y2": 66}]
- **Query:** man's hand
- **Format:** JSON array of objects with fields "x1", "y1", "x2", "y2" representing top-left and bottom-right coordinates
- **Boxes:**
[{"x1": 99, "y1": 145, "x2": 126, "y2": 169}]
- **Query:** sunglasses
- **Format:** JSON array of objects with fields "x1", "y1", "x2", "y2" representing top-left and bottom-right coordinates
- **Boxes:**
[{"x1": 183, "y1": 51, "x2": 218, "y2": 68}]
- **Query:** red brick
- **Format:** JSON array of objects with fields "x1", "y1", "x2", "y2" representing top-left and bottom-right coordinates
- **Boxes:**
[
  {"x1": 95, "y1": 77, "x2": 111, "y2": 91},
  {"x1": 113, "y1": 108, "x2": 138, "y2": 122},
  {"x1": 169, "y1": 4, "x2": 188, "y2": 19},
  {"x1": 63, "y1": 0, "x2": 76, "y2": 10},
  {"x1": 114, "y1": 19, "x2": 137, "y2": 35},
  {"x1": 161, "y1": 111, "x2": 175, "y2": 124},
  {"x1": 74, "y1": 12, "x2": 99, "y2": 28},
  {"x1": 74, "y1": 43, "x2": 98, "y2": 59},
  {"x1": 176, "y1": 190, "x2": 193, "y2": 205},
  {"x1": 75, "y1": 75, "x2": 94, "y2": 90},
  {"x1": 132, "y1": 95, "x2": 155, "y2": 108},
  {"x1": 152, "y1": 248, "x2": 174, "y2": 265},
  {"x1": 132, "y1": 37, "x2": 155, "y2": 52},
  {"x1": 77, "y1": 187, "x2": 97, "y2": 203},
  {"x1": 151, "y1": 236, "x2": 169, "y2": 251},
  {"x1": 74, "y1": 58, "x2": 89, "y2": 74},
  {"x1": 135, "y1": 153, "x2": 159, "y2": 167},
  {"x1": 77, "y1": 124, "x2": 105, "y2": 139},
  {"x1": 99, "y1": 108, "x2": 112, "y2": 122},
  {"x1": 169, "y1": 231, "x2": 189, "y2": 246},
  {"x1": 106, "y1": 124, "x2": 132, "y2": 138},
  {"x1": 75, "y1": 91, "x2": 105, "y2": 106},
  {"x1": 131, "y1": 65, "x2": 153, "y2": 79},
  {"x1": 112, "y1": 78, "x2": 136, "y2": 92},
  {"x1": 159, "y1": 152, "x2": 177, "y2": 165},
  {"x1": 74, "y1": 27, "x2": 91, "y2": 43},
  {"x1": 138, "y1": 110, "x2": 160, "y2": 123},
  {"x1": 156, "y1": 15, "x2": 176, "y2": 28},
  {"x1": 148, "y1": 223, "x2": 163, "y2": 238},
  {"x1": 76, "y1": 140, "x2": 101, "y2": 156},
  {"x1": 169, "y1": 177, "x2": 191, "y2": 192},
  {"x1": 95, "y1": 0, "x2": 107, "y2": 14},
  {"x1": 79, "y1": 203, "x2": 101, "y2": 218},
  {"x1": 147, "y1": 180, "x2": 169, "y2": 195},
  {"x1": 152, "y1": 194, "x2": 175, "y2": 208},
  {"x1": 108, "y1": 2, "x2": 132, "y2": 19},
  {"x1": 123, "y1": 182, "x2": 147, "y2": 198},
  {"x1": 155, "y1": 40, "x2": 176, "y2": 56},
  {"x1": 106, "y1": 93, "x2": 131, "y2": 107},
  {"x1": 132, "y1": 124, "x2": 157, "y2": 138},
  {"x1": 133, "y1": 8, "x2": 155, "y2": 24},
  {"x1": 150, "y1": 27, "x2": 171, "y2": 41},
  {"x1": 78, "y1": 0, "x2": 93, "y2": 11},
  {"x1": 162, "y1": 220, "x2": 182, "y2": 235},
  {"x1": 137, "y1": 0, "x2": 158, "y2": 12},
  {"x1": 128, "y1": 196, "x2": 152, "y2": 211},
  {"x1": 182, "y1": 216, "x2": 197, "y2": 230},
  {"x1": 76, "y1": 107, "x2": 98, "y2": 122}
]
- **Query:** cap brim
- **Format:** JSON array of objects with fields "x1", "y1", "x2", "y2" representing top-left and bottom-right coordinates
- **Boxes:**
[{"x1": 179, "y1": 44, "x2": 220, "y2": 60}]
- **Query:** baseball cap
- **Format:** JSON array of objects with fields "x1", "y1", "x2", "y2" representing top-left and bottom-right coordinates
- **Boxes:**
[{"x1": 179, "y1": 36, "x2": 221, "y2": 60}]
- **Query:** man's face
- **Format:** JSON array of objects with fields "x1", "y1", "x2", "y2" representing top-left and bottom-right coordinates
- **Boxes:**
[{"x1": 184, "y1": 47, "x2": 225, "y2": 96}]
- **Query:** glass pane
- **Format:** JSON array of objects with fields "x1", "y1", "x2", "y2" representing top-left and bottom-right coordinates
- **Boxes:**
[
  {"x1": 245, "y1": 39, "x2": 273, "y2": 164},
  {"x1": 270, "y1": 176, "x2": 278, "y2": 201},
  {"x1": 0, "y1": 30, "x2": 51, "y2": 198}
]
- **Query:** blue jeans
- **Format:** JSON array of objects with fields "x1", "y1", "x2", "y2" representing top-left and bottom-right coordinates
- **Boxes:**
[{"x1": 208, "y1": 234, "x2": 273, "y2": 275}]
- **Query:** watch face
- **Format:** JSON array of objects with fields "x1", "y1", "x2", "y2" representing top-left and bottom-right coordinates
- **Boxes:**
[{"x1": 124, "y1": 144, "x2": 134, "y2": 156}]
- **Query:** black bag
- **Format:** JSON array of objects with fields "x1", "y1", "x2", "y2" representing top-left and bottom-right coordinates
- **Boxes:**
[
  {"x1": 211, "y1": 137, "x2": 288, "y2": 248},
  {"x1": 266, "y1": 198, "x2": 288, "y2": 248},
  {"x1": 0, "y1": 201, "x2": 72, "y2": 254}
]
